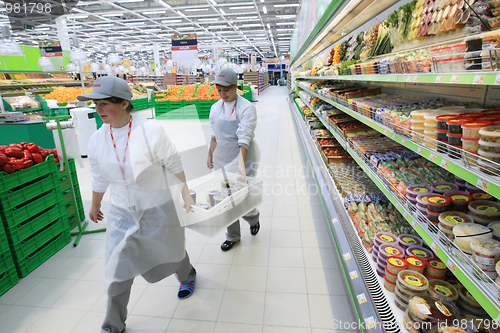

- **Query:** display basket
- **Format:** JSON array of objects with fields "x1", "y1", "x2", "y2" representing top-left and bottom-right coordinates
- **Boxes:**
[{"x1": 178, "y1": 171, "x2": 262, "y2": 237}]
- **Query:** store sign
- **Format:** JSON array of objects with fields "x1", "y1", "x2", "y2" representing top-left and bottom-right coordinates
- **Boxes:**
[
  {"x1": 39, "y1": 41, "x2": 63, "y2": 57},
  {"x1": 171, "y1": 33, "x2": 198, "y2": 68},
  {"x1": 267, "y1": 64, "x2": 286, "y2": 70}
]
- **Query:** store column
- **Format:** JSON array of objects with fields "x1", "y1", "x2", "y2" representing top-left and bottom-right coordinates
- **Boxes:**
[{"x1": 154, "y1": 43, "x2": 160, "y2": 76}]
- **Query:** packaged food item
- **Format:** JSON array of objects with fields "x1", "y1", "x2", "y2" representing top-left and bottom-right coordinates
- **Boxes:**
[
  {"x1": 469, "y1": 191, "x2": 495, "y2": 201},
  {"x1": 472, "y1": 261, "x2": 498, "y2": 281},
  {"x1": 487, "y1": 221, "x2": 500, "y2": 241},
  {"x1": 406, "y1": 256, "x2": 427, "y2": 274},
  {"x1": 428, "y1": 279, "x2": 459, "y2": 302},
  {"x1": 438, "y1": 140, "x2": 449, "y2": 154},
  {"x1": 439, "y1": 211, "x2": 474, "y2": 230},
  {"x1": 395, "y1": 296, "x2": 408, "y2": 311},
  {"x1": 468, "y1": 200, "x2": 500, "y2": 221},
  {"x1": 411, "y1": 119, "x2": 426, "y2": 127},
  {"x1": 443, "y1": 189, "x2": 468, "y2": 197},
  {"x1": 437, "y1": 129, "x2": 448, "y2": 141},
  {"x1": 477, "y1": 157, "x2": 499, "y2": 176},
  {"x1": 398, "y1": 270, "x2": 429, "y2": 294},
  {"x1": 439, "y1": 223, "x2": 455, "y2": 241},
  {"x1": 412, "y1": 110, "x2": 436, "y2": 121},
  {"x1": 449, "y1": 193, "x2": 472, "y2": 212},
  {"x1": 466, "y1": 182, "x2": 480, "y2": 192},
  {"x1": 462, "y1": 137, "x2": 480, "y2": 153},
  {"x1": 398, "y1": 234, "x2": 423, "y2": 249},
  {"x1": 447, "y1": 117, "x2": 473, "y2": 134},
  {"x1": 384, "y1": 275, "x2": 397, "y2": 292},
  {"x1": 447, "y1": 132, "x2": 463, "y2": 146},
  {"x1": 478, "y1": 149, "x2": 500, "y2": 164},
  {"x1": 453, "y1": 223, "x2": 493, "y2": 253},
  {"x1": 386, "y1": 266, "x2": 398, "y2": 282},
  {"x1": 470, "y1": 239, "x2": 500, "y2": 266},
  {"x1": 407, "y1": 295, "x2": 460, "y2": 326},
  {"x1": 478, "y1": 138, "x2": 500, "y2": 153},
  {"x1": 374, "y1": 231, "x2": 397, "y2": 250},
  {"x1": 428, "y1": 209, "x2": 442, "y2": 224},
  {"x1": 387, "y1": 256, "x2": 408, "y2": 275},
  {"x1": 432, "y1": 183, "x2": 459, "y2": 195},
  {"x1": 436, "y1": 115, "x2": 457, "y2": 130},
  {"x1": 426, "y1": 258, "x2": 447, "y2": 278},
  {"x1": 379, "y1": 243, "x2": 405, "y2": 262},
  {"x1": 462, "y1": 121, "x2": 492, "y2": 139},
  {"x1": 403, "y1": 310, "x2": 419, "y2": 333},
  {"x1": 407, "y1": 185, "x2": 434, "y2": 199},
  {"x1": 377, "y1": 264, "x2": 386, "y2": 277},
  {"x1": 427, "y1": 195, "x2": 451, "y2": 213},
  {"x1": 407, "y1": 246, "x2": 434, "y2": 260},
  {"x1": 417, "y1": 193, "x2": 434, "y2": 209},
  {"x1": 479, "y1": 125, "x2": 500, "y2": 143}
]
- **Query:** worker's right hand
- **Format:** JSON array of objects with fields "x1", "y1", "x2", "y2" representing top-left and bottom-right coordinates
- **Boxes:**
[
  {"x1": 89, "y1": 204, "x2": 104, "y2": 223},
  {"x1": 207, "y1": 153, "x2": 214, "y2": 169}
]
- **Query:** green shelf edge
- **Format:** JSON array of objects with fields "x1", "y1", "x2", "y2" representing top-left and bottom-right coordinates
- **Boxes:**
[
  {"x1": 299, "y1": 87, "x2": 500, "y2": 200},
  {"x1": 0, "y1": 82, "x2": 84, "y2": 88},
  {"x1": 2, "y1": 90, "x2": 54, "y2": 96},
  {"x1": 299, "y1": 93, "x2": 500, "y2": 320}
]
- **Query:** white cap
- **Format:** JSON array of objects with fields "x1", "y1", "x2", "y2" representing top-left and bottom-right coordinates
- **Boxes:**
[
  {"x1": 78, "y1": 76, "x2": 132, "y2": 101},
  {"x1": 213, "y1": 69, "x2": 237, "y2": 86}
]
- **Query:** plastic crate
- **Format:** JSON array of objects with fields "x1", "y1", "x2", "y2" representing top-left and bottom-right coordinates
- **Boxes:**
[
  {"x1": 0, "y1": 155, "x2": 56, "y2": 192},
  {"x1": 0, "y1": 265, "x2": 19, "y2": 296},
  {"x1": 169, "y1": 102, "x2": 184, "y2": 111},
  {"x1": 0, "y1": 249, "x2": 14, "y2": 271},
  {"x1": 5, "y1": 203, "x2": 66, "y2": 244},
  {"x1": 15, "y1": 230, "x2": 71, "y2": 277},
  {"x1": 1, "y1": 188, "x2": 62, "y2": 229},
  {"x1": 67, "y1": 213, "x2": 78, "y2": 230},
  {"x1": 0, "y1": 173, "x2": 59, "y2": 211},
  {"x1": 10, "y1": 217, "x2": 68, "y2": 260},
  {"x1": 0, "y1": 228, "x2": 9, "y2": 254}
]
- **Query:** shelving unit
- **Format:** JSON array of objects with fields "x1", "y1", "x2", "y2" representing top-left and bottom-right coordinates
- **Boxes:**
[{"x1": 243, "y1": 72, "x2": 268, "y2": 94}]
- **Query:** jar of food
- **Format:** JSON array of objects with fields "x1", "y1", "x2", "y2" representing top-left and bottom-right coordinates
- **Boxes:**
[
  {"x1": 439, "y1": 211, "x2": 474, "y2": 230},
  {"x1": 469, "y1": 191, "x2": 495, "y2": 201},
  {"x1": 428, "y1": 279, "x2": 459, "y2": 302},
  {"x1": 478, "y1": 149, "x2": 500, "y2": 165},
  {"x1": 482, "y1": 109, "x2": 500, "y2": 115},
  {"x1": 376, "y1": 264, "x2": 386, "y2": 277},
  {"x1": 412, "y1": 110, "x2": 436, "y2": 121},
  {"x1": 458, "y1": 286, "x2": 482, "y2": 310},
  {"x1": 407, "y1": 246, "x2": 434, "y2": 260},
  {"x1": 436, "y1": 115, "x2": 457, "y2": 130},
  {"x1": 449, "y1": 193, "x2": 472, "y2": 211},
  {"x1": 379, "y1": 243, "x2": 405, "y2": 263},
  {"x1": 466, "y1": 182, "x2": 480, "y2": 192},
  {"x1": 426, "y1": 258, "x2": 447, "y2": 278},
  {"x1": 472, "y1": 261, "x2": 498, "y2": 281},
  {"x1": 462, "y1": 121, "x2": 492, "y2": 139},
  {"x1": 451, "y1": 43, "x2": 466, "y2": 55},
  {"x1": 436, "y1": 129, "x2": 448, "y2": 142},
  {"x1": 469, "y1": 200, "x2": 500, "y2": 221},
  {"x1": 387, "y1": 256, "x2": 408, "y2": 275},
  {"x1": 443, "y1": 189, "x2": 468, "y2": 197},
  {"x1": 374, "y1": 231, "x2": 398, "y2": 250},
  {"x1": 411, "y1": 119, "x2": 426, "y2": 128},
  {"x1": 447, "y1": 117, "x2": 473, "y2": 134},
  {"x1": 425, "y1": 122, "x2": 438, "y2": 133},
  {"x1": 395, "y1": 296, "x2": 409, "y2": 311},
  {"x1": 398, "y1": 234, "x2": 423, "y2": 249},
  {"x1": 417, "y1": 193, "x2": 434, "y2": 209},
  {"x1": 385, "y1": 266, "x2": 398, "y2": 283},
  {"x1": 398, "y1": 270, "x2": 429, "y2": 294},
  {"x1": 470, "y1": 239, "x2": 500, "y2": 266},
  {"x1": 478, "y1": 138, "x2": 500, "y2": 153},
  {"x1": 438, "y1": 223, "x2": 455, "y2": 241},
  {"x1": 479, "y1": 125, "x2": 500, "y2": 143},
  {"x1": 384, "y1": 275, "x2": 397, "y2": 292},
  {"x1": 427, "y1": 194, "x2": 451, "y2": 212},
  {"x1": 447, "y1": 132, "x2": 463, "y2": 146},
  {"x1": 407, "y1": 295, "x2": 460, "y2": 327},
  {"x1": 462, "y1": 137, "x2": 480, "y2": 153},
  {"x1": 438, "y1": 140, "x2": 449, "y2": 154},
  {"x1": 432, "y1": 183, "x2": 459, "y2": 195},
  {"x1": 407, "y1": 184, "x2": 434, "y2": 199},
  {"x1": 487, "y1": 221, "x2": 500, "y2": 241},
  {"x1": 425, "y1": 131, "x2": 438, "y2": 148},
  {"x1": 428, "y1": 209, "x2": 442, "y2": 224},
  {"x1": 453, "y1": 223, "x2": 493, "y2": 254}
]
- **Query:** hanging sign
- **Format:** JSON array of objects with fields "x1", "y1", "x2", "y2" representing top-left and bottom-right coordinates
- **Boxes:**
[
  {"x1": 171, "y1": 33, "x2": 198, "y2": 51},
  {"x1": 39, "y1": 41, "x2": 62, "y2": 57}
]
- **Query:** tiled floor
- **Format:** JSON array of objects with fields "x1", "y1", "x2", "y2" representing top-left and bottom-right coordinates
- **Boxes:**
[{"x1": 0, "y1": 86, "x2": 359, "y2": 332}]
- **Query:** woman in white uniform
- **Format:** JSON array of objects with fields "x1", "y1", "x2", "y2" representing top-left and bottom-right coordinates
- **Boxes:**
[
  {"x1": 80, "y1": 76, "x2": 196, "y2": 333},
  {"x1": 207, "y1": 69, "x2": 261, "y2": 251}
]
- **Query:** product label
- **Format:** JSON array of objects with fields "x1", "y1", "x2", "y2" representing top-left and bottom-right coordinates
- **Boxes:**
[
  {"x1": 435, "y1": 301, "x2": 452, "y2": 317},
  {"x1": 429, "y1": 259, "x2": 446, "y2": 269},
  {"x1": 414, "y1": 187, "x2": 430, "y2": 193},
  {"x1": 416, "y1": 304, "x2": 432, "y2": 315},
  {"x1": 466, "y1": 290, "x2": 477, "y2": 303},
  {"x1": 477, "y1": 205, "x2": 498, "y2": 213},
  {"x1": 475, "y1": 252, "x2": 496, "y2": 266},
  {"x1": 402, "y1": 237, "x2": 418, "y2": 245},
  {"x1": 379, "y1": 234, "x2": 395, "y2": 242},
  {"x1": 445, "y1": 214, "x2": 466, "y2": 225},
  {"x1": 472, "y1": 193, "x2": 492, "y2": 200},
  {"x1": 407, "y1": 257, "x2": 424, "y2": 266},
  {"x1": 421, "y1": 197, "x2": 429, "y2": 202},
  {"x1": 411, "y1": 249, "x2": 429, "y2": 258},
  {"x1": 428, "y1": 197, "x2": 447, "y2": 204},
  {"x1": 404, "y1": 274, "x2": 424, "y2": 287},
  {"x1": 388, "y1": 257, "x2": 406, "y2": 267},
  {"x1": 433, "y1": 285, "x2": 453, "y2": 297},
  {"x1": 451, "y1": 195, "x2": 470, "y2": 202},
  {"x1": 385, "y1": 246, "x2": 401, "y2": 255},
  {"x1": 436, "y1": 185, "x2": 452, "y2": 191}
]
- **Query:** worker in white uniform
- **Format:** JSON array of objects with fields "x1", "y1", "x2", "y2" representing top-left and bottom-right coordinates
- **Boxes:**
[
  {"x1": 80, "y1": 76, "x2": 197, "y2": 333},
  {"x1": 207, "y1": 69, "x2": 261, "y2": 251}
]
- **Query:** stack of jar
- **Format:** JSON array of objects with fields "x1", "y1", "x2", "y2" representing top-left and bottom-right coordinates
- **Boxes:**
[
  {"x1": 436, "y1": 114, "x2": 458, "y2": 154},
  {"x1": 452, "y1": 223, "x2": 492, "y2": 257},
  {"x1": 470, "y1": 238, "x2": 500, "y2": 281},
  {"x1": 457, "y1": 285, "x2": 489, "y2": 316},
  {"x1": 447, "y1": 117, "x2": 473, "y2": 159},
  {"x1": 468, "y1": 200, "x2": 500, "y2": 226},
  {"x1": 438, "y1": 211, "x2": 474, "y2": 241},
  {"x1": 394, "y1": 269, "x2": 429, "y2": 311},
  {"x1": 411, "y1": 110, "x2": 435, "y2": 141},
  {"x1": 478, "y1": 125, "x2": 500, "y2": 175}
]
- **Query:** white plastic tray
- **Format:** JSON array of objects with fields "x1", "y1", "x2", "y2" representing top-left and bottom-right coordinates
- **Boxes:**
[{"x1": 178, "y1": 170, "x2": 263, "y2": 237}]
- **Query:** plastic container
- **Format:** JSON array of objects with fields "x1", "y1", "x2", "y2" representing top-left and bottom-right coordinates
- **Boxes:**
[
  {"x1": 469, "y1": 201, "x2": 500, "y2": 221},
  {"x1": 379, "y1": 243, "x2": 405, "y2": 262},
  {"x1": 449, "y1": 193, "x2": 472, "y2": 212},
  {"x1": 453, "y1": 223, "x2": 493, "y2": 252},
  {"x1": 424, "y1": 131, "x2": 438, "y2": 148},
  {"x1": 384, "y1": 275, "x2": 397, "y2": 292},
  {"x1": 407, "y1": 185, "x2": 434, "y2": 199},
  {"x1": 418, "y1": 204, "x2": 428, "y2": 216},
  {"x1": 406, "y1": 256, "x2": 427, "y2": 274},
  {"x1": 459, "y1": 297, "x2": 489, "y2": 315},
  {"x1": 397, "y1": 270, "x2": 429, "y2": 293},
  {"x1": 411, "y1": 119, "x2": 426, "y2": 127},
  {"x1": 496, "y1": 259, "x2": 500, "y2": 277},
  {"x1": 425, "y1": 123, "x2": 437, "y2": 132},
  {"x1": 426, "y1": 258, "x2": 447, "y2": 278},
  {"x1": 470, "y1": 239, "x2": 500, "y2": 266},
  {"x1": 436, "y1": 129, "x2": 448, "y2": 141},
  {"x1": 436, "y1": 115, "x2": 457, "y2": 130},
  {"x1": 469, "y1": 191, "x2": 495, "y2": 202},
  {"x1": 487, "y1": 221, "x2": 500, "y2": 241},
  {"x1": 417, "y1": 193, "x2": 434, "y2": 208},
  {"x1": 478, "y1": 157, "x2": 499, "y2": 176},
  {"x1": 438, "y1": 140, "x2": 449, "y2": 154},
  {"x1": 447, "y1": 132, "x2": 463, "y2": 146},
  {"x1": 407, "y1": 246, "x2": 434, "y2": 260},
  {"x1": 478, "y1": 138, "x2": 500, "y2": 153},
  {"x1": 462, "y1": 121, "x2": 492, "y2": 139},
  {"x1": 407, "y1": 296, "x2": 460, "y2": 326},
  {"x1": 428, "y1": 279, "x2": 459, "y2": 302},
  {"x1": 412, "y1": 110, "x2": 436, "y2": 121},
  {"x1": 439, "y1": 211, "x2": 474, "y2": 230},
  {"x1": 447, "y1": 117, "x2": 472, "y2": 134},
  {"x1": 439, "y1": 224, "x2": 455, "y2": 241},
  {"x1": 478, "y1": 149, "x2": 500, "y2": 164},
  {"x1": 395, "y1": 296, "x2": 408, "y2": 311},
  {"x1": 462, "y1": 137, "x2": 480, "y2": 153},
  {"x1": 385, "y1": 267, "x2": 398, "y2": 283},
  {"x1": 432, "y1": 183, "x2": 458, "y2": 195},
  {"x1": 376, "y1": 264, "x2": 386, "y2": 278},
  {"x1": 479, "y1": 125, "x2": 500, "y2": 143},
  {"x1": 387, "y1": 256, "x2": 408, "y2": 275},
  {"x1": 374, "y1": 231, "x2": 398, "y2": 248},
  {"x1": 407, "y1": 194, "x2": 418, "y2": 206},
  {"x1": 427, "y1": 195, "x2": 451, "y2": 213},
  {"x1": 428, "y1": 209, "x2": 441, "y2": 224},
  {"x1": 443, "y1": 189, "x2": 468, "y2": 197},
  {"x1": 466, "y1": 182, "x2": 480, "y2": 192},
  {"x1": 472, "y1": 262, "x2": 498, "y2": 281},
  {"x1": 398, "y1": 234, "x2": 423, "y2": 249}
]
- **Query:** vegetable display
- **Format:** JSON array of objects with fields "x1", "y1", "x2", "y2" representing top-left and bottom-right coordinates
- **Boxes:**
[{"x1": 0, "y1": 143, "x2": 58, "y2": 174}]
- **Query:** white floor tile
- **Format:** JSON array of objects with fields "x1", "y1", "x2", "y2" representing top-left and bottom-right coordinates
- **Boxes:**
[
  {"x1": 271, "y1": 217, "x2": 301, "y2": 231},
  {"x1": 266, "y1": 267, "x2": 307, "y2": 294},
  {"x1": 130, "y1": 285, "x2": 180, "y2": 318},
  {"x1": 0, "y1": 275, "x2": 42, "y2": 305},
  {"x1": 79, "y1": 257, "x2": 105, "y2": 281},
  {"x1": 15, "y1": 278, "x2": 75, "y2": 308},
  {"x1": 268, "y1": 247, "x2": 304, "y2": 268},
  {"x1": 52, "y1": 280, "x2": 103, "y2": 311},
  {"x1": 70, "y1": 239, "x2": 106, "y2": 258},
  {"x1": 166, "y1": 318, "x2": 215, "y2": 333},
  {"x1": 263, "y1": 326, "x2": 312, "y2": 333},
  {"x1": 305, "y1": 268, "x2": 346, "y2": 296},
  {"x1": 214, "y1": 322, "x2": 263, "y2": 333},
  {"x1": 0, "y1": 305, "x2": 47, "y2": 333},
  {"x1": 226, "y1": 265, "x2": 267, "y2": 292},
  {"x1": 126, "y1": 315, "x2": 171, "y2": 333},
  {"x1": 71, "y1": 311, "x2": 104, "y2": 333},
  {"x1": 270, "y1": 230, "x2": 303, "y2": 248},
  {"x1": 25, "y1": 308, "x2": 86, "y2": 333},
  {"x1": 308, "y1": 295, "x2": 357, "y2": 327},
  {"x1": 0, "y1": 304, "x2": 9, "y2": 315},
  {"x1": 192, "y1": 263, "x2": 231, "y2": 290},
  {"x1": 263, "y1": 293, "x2": 310, "y2": 327},
  {"x1": 45, "y1": 256, "x2": 100, "y2": 280},
  {"x1": 91, "y1": 282, "x2": 147, "y2": 313},
  {"x1": 218, "y1": 290, "x2": 265, "y2": 325},
  {"x1": 303, "y1": 248, "x2": 339, "y2": 269},
  {"x1": 232, "y1": 244, "x2": 270, "y2": 266},
  {"x1": 172, "y1": 288, "x2": 224, "y2": 321},
  {"x1": 301, "y1": 231, "x2": 333, "y2": 249},
  {"x1": 198, "y1": 244, "x2": 235, "y2": 265}
]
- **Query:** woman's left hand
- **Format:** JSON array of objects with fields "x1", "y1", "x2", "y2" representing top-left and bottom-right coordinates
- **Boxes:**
[
  {"x1": 182, "y1": 192, "x2": 195, "y2": 213},
  {"x1": 238, "y1": 161, "x2": 247, "y2": 181}
]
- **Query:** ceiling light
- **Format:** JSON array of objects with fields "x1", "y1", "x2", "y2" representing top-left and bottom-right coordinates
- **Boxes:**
[
  {"x1": 162, "y1": 19, "x2": 182, "y2": 24},
  {"x1": 101, "y1": 13, "x2": 123, "y2": 17},
  {"x1": 185, "y1": 8, "x2": 208, "y2": 12},
  {"x1": 277, "y1": 22, "x2": 296, "y2": 25},
  {"x1": 277, "y1": 33, "x2": 290, "y2": 36},
  {"x1": 36, "y1": 27, "x2": 50, "y2": 31},
  {"x1": 277, "y1": 28, "x2": 293, "y2": 31},
  {"x1": 276, "y1": 15, "x2": 296, "y2": 19},
  {"x1": 176, "y1": 27, "x2": 194, "y2": 30},
  {"x1": 90, "y1": 31, "x2": 106, "y2": 34},
  {"x1": 237, "y1": 16, "x2": 257, "y2": 19},
  {"x1": 241, "y1": 24, "x2": 261, "y2": 27},
  {"x1": 219, "y1": 8, "x2": 226, "y2": 15},
  {"x1": 126, "y1": 22, "x2": 145, "y2": 25},
  {"x1": 198, "y1": 18, "x2": 218, "y2": 21},
  {"x1": 72, "y1": 14, "x2": 88, "y2": 19},
  {"x1": 117, "y1": 0, "x2": 144, "y2": 2},
  {"x1": 230, "y1": 6, "x2": 254, "y2": 9},
  {"x1": 143, "y1": 10, "x2": 166, "y2": 14},
  {"x1": 96, "y1": 23, "x2": 114, "y2": 27},
  {"x1": 263, "y1": 6, "x2": 267, "y2": 14},
  {"x1": 208, "y1": 25, "x2": 226, "y2": 29},
  {"x1": 274, "y1": 4, "x2": 300, "y2": 7}
]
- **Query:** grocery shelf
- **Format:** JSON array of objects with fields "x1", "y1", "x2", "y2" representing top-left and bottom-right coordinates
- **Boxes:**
[
  {"x1": 297, "y1": 91, "x2": 500, "y2": 321},
  {"x1": 2, "y1": 89, "x2": 54, "y2": 96},
  {"x1": 288, "y1": 96, "x2": 401, "y2": 333},
  {"x1": 297, "y1": 85, "x2": 500, "y2": 201},
  {"x1": 0, "y1": 82, "x2": 82, "y2": 88},
  {"x1": 296, "y1": 72, "x2": 500, "y2": 85}
]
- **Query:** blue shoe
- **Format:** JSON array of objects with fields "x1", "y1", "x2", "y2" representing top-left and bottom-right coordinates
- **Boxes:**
[{"x1": 178, "y1": 279, "x2": 195, "y2": 299}]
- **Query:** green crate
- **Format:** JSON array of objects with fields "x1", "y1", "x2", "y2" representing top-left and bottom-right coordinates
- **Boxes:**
[
  {"x1": 67, "y1": 213, "x2": 78, "y2": 230},
  {"x1": 0, "y1": 229, "x2": 9, "y2": 254},
  {"x1": 5, "y1": 203, "x2": 66, "y2": 244},
  {"x1": 10, "y1": 217, "x2": 68, "y2": 260},
  {"x1": 0, "y1": 155, "x2": 56, "y2": 193},
  {"x1": 169, "y1": 102, "x2": 184, "y2": 110},
  {"x1": 64, "y1": 195, "x2": 85, "y2": 222},
  {"x1": 0, "y1": 265, "x2": 19, "y2": 296},
  {"x1": 242, "y1": 91, "x2": 252, "y2": 102},
  {"x1": 1, "y1": 188, "x2": 62, "y2": 229},
  {"x1": 0, "y1": 250, "x2": 14, "y2": 271},
  {"x1": 0, "y1": 174, "x2": 59, "y2": 211},
  {"x1": 15, "y1": 230, "x2": 71, "y2": 277}
]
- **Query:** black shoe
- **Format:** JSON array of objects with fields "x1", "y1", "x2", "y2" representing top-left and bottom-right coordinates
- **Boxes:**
[
  {"x1": 221, "y1": 240, "x2": 238, "y2": 251},
  {"x1": 250, "y1": 222, "x2": 260, "y2": 236}
]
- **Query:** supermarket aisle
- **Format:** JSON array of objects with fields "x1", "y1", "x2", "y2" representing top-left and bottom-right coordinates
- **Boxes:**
[{"x1": 0, "y1": 87, "x2": 360, "y2": 333}]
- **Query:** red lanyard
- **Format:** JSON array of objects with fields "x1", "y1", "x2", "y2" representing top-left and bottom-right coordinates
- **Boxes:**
[
  {"x1": 110, "y1": 117, "x2": 132, "y2": 180},
  {"x1": 222, "y1": 99, "x2": 237, "y2": 116}
]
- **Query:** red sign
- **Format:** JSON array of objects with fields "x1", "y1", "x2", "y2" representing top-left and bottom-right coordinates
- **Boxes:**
[{"x1": 171, "y1": 45, "x2": 198, "y2": 51}]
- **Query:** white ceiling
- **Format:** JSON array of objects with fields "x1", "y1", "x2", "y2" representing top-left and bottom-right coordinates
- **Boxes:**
[{"x1": 0, "y1": 0, "x2": 300, "y2": 62}]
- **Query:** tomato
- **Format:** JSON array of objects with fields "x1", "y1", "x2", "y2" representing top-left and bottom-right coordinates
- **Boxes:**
[
  {"x1": 27, "y1": 143, "x2": 40, "y2": 154},
  {"x1": 23, "y1": 159, "x2": 33, "y2": 168},
  {"x1": 0, "y1": 153, "x2": 8, "y2": 166},
  {"x1": 12, "y1": 159, "x2": 24, "y2": 170},
  {"x1": 32, "y1": 153, "x2": 43, "y2": 164},
  {"x1": 2, "y1": 163, "x2": 15, "y2": 174},
  {"x1": 23, "y1": 150, "x2": 32, "y2": 160},
  {"x1": 5, "y1": 147, "x2": 23, "y2": 159}
]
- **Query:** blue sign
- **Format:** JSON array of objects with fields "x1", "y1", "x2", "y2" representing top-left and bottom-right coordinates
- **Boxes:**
[{"x1": 267, "y1": 64, "x2": 286, "y2": 70}]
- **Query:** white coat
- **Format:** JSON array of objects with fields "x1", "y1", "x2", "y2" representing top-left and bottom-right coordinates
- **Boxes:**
[{"x1": 88, "y1": 113, "x2": 186, "y2": 295}]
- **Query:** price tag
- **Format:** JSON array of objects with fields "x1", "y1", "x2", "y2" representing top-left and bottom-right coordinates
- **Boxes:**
[
  {"x1": 473, "y1": 73, "x2": 486, "y2": 84},
  {"x1": 411, "y1": 219, "x2": 417, "y2": 228},
  {"x1": 357, "y1": 293, "x2": 367, "y2": 305},
  {"x1": 365, "y1": 317, "x2": 376, "y2": 330},
  {"x1": 448, "y1": 262, "x2": 457, "y2": 274},
  {"x1": 430, "y1": 153, "x2": 438, "y2": 163},
  {"x1": 401, "y1": 138, "x2": 406, "y2": 145},
  {"x1": 350, "y1": 271, "x2": 359, "y2": 280},
  {"x1": 477, "y1": 177, "x2": 490, "y2": 192},
  {"x1": 407, "y1": 75, "x2": 414, "y2": 82},
  {"x1": 413, "y1": 75, "x2": 419, "y2": 82},
  {"x1": 432, "y1": 243, "x2": 440, "y2": 254},
  {"x1": 495, "y1": 73, "x2": 500, "y2": 85},
  {"x1": 418, "y1": 147, "x2": 423, "y2": 155},
  {"x1": 451, "y1": 74, "x2": 461, "y2": 83},
  {"x1": 435, "y1": 74, "x2": 444, "y2": 83},
  {"x1": 343, "y1": 253, "x2": 352, "y2": 261}
]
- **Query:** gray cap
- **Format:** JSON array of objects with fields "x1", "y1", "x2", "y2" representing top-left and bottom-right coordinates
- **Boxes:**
[
  {"x1": 213, "y1": 69, "x2": 237, "y2": 86},
  {"x1": 78, "y1": 76, "x2": 133, "y2": 101}
]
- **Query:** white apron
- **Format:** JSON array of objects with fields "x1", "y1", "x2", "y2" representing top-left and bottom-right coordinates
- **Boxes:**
[{"x1": 96, "y1": 120, "x2": 185, "y2": 295}]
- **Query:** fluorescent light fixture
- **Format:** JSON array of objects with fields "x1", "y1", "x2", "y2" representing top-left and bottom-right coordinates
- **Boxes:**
[
  {"x1": 208, "y1": 25, "x2": 226, "y2": 29},
  {"x1": 241, "y1": 24, "x2": 261, "y2": 27},
  {"x1": 276, "y1": 15, "x2": 296, "y2": 19},
  {"x1": 276, "y1": 22, "x2": 296, "y2": 25},
  {"x1": 176, "y1": 27, "x2": 194, "y2": 30},
  {"x1": 263, "y1": 6, "x2": 267, "y2": 14},
  {"x1": 230, "y1": 6, "x2": 254, "y2": 9},
  {"x1": 117, "y1": 0, "x2": 144, "y2": 3},
  {"x1": 126, "y1": 22, "x2": 145, "y2": 25},
  {"x1": 96, "y1": 23, "x2": 114, "y2": 27},
  {"x1": 277, "y1": 28, "x2": 293, "y2": 31},
  {"x1": 72, "y1": 14, "x2": 88, "y2": 18},
  {"x1": 143, "y1": 10, "x2": 166, "y2": 14},
  {"x1": 274, "y1": 3, "x2": 300, "y2": 7},
  {"x1": 198, "y1": 18, "x2": 218, "y2": 21},
  {"x1": 101, "y1": 13, "x2": 123, "y2": 17},
  {"x1": 161, "y1": 19, "x2": 182, "y2": 24},
  {"x1": 144, "y1": 28, "x2": 161, "y2": 32},
  {"x1": 219, "y1": 8, "x2": 226, "y2": 15},
  {"x1": 36, "y1": 27, "x2": 50, "y2": 31},
  {"x1": 90, "y1": 31, "x2": 106, "y2": 34},
  {"x1": 237, "y1": 16, "x2": 257, "y2": 19},
  {"x1": 185, "y1": 8, "x2": 208, "y2": 12}
]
